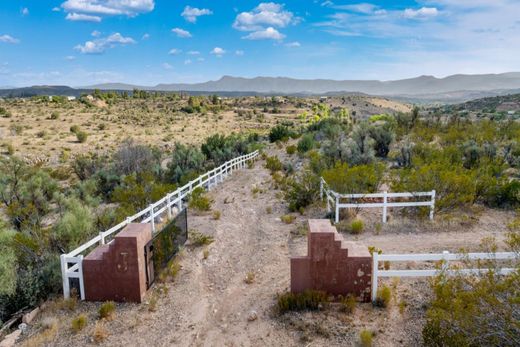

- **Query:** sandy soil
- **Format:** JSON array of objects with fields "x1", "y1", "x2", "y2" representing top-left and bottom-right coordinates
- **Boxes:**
[{"x1": 18, "y1": 147, "x2": 516, "y2": 347}]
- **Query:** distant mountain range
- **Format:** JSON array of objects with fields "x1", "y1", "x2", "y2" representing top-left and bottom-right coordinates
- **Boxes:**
[{"x1": 2, "y1": 73, "x2": 520, "y2": 103}]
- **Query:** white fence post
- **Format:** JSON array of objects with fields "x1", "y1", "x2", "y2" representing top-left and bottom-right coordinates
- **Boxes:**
[
  {"x1": 60, "y1": 254, "x2": 70, "y2": 299},
  {"x1": 371, "y1": 252, "x2": 379, "y2": 302},
  {"x1": 442, "y1": 250, "x2": 449, "y2": 272},
  {"x1": 149, "y1": 205, "x2": 155, "y2": 233},
  {"x1": 177, "y1": 191, "x2": 183, "y2": 210},
  {"x1": 430, "y1": 190, "x2": 436, "y2": 220},
  {"x1": 99, "y1": 232, "x2": 105, "y2": 245},
  {"x1": 78, "y1": 255, "x2": 85, "y2": 300},
  {"x1": 320, "y1": 179, "x2": 324, "y2": 201},
  {"x1": 167, "y1": 193, "x2": 172, "y2": 219},
  {"x1": 335, "y1": 195, "x2": 339, "y2": 224},
  {"x1": 382, "y1": 190, "x2": 388, "y2": 223}
]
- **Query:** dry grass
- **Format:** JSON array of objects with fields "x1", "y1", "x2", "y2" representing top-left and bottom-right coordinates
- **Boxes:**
[
  {"x1": 92, "y1": 322, "x2": 109, "y2": 343},
  {"x1": 21, "y1": 317, "x2": 59, "y2": 347}
]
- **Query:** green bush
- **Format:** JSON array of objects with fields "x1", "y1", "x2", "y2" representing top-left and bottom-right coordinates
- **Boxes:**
[
  {"x1": 322, "y1": 163, "x2": 384, "y2": 194},
  {"x1": 167, "y1": 142, "x2": 205, "y2": 184},
  {"x1": 351, "y1": 219, "x2": 364, "y2": 234},
  {"x1": 373, "y1": 285, "x2": 392, "y2": 308},
  {"x1": 286, "y1": 145, "x2": 296, "y2": 155},
  {"x1": 189, "y1": 187, "x2": 212, "y2": 211},
  {"x1": 265, "y1": 155, "x2": 283, "y2": 172},
  {"x1": 70, "y1": 125, "x2": 80, "y2": 133},
  {"x1": 189, "y1": 230, "x2": 214, "y2": 246},
  {"x1": 285, "y1": 170, "x2": 320, "y2": 212},
  {"x1": 423, "y1": 264, "x2": 520, "y2": 346},
  {"x1": 98, "y1": 301, "x2": 116, "y2": 319},
  {"x1": 340, "y1": 294, "x2": 356, "y2": 314},
  {"x1": 297, "y1": 134, "x2": 315, "y2": 153},
  {"x1": 269, "y1": 125, "x2": 292, "y2": 142},
  {"x1": 71, "y1": 314, "x2": 87, "y2": 332},
  {"x1": 76, "y1": 131, "x2": 88, "y2": 143},
  {"x1": 276, "y1": 290, "x2": 329, "y2": 314},
  {"x1": 360, "y1": 330, "x2": 374, "y2": 347}
]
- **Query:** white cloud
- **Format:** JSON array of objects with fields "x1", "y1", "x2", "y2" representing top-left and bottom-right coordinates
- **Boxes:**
[
  {"x1": 91, "y1": 30, "x2": 101, "y2": 37},
  {"x1": 243, "y1": 27, "x2": 285, "y2": 40},
  {"x1": 184, "y1": 59, "x2": 192, "y2": 65},
  {"x1": 181, "y1": 6, "x2": 212, "y2": 23},
  {"x1": 21, "y1": 8, "x2": 29, "y2": 16},
  {"x1": 402, "y1": 7, "x2": 439, "y2": 19},
  {"x1": 75, "y1": 33, "x2": 135, "y2": 54},
  {"x1": 66, "y1": 12, "x2": 101, "y2": 22},
  {"x1": 0, "y1": 35, "x2": 20, "y2": 44},
  {"x1": 235, "y1": 50, "x2": 244, "y2": 56},
  {"x1": 285, "y1": 41, "x2": 301, "y2": 47},
  {"x1": 142, "y1": 33, "x2": 150, "y2": 40},
  {"x1": 187, "y1": 50, "x2": 200, "y2": 55},
  {"x1": 233, "y1": 2, "x2": 297, "y2": 31},
  {"x1": 52, "y1": 7, "x2": 61, "y2": 12},
  {"x1": 162, "y1": 62, "x2": 173, "y2": 70},
  {"x1": 168, "y1": 48, "x2": 182, "y2": 55},
  {"x1": 61, "y1": 0, "x2": 154, "y2": 17},
  {"x1": 210, "y1": 47, "x2": 225, "y2": 57},
  {"x1": 171, "y1": 28, "x2": 191, "y2": 38}
]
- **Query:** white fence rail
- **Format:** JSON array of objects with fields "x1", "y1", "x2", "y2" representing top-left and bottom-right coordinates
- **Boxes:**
[
  {"x1": 61, "y1": 150, "x2": 259, "y2": 299},
  {"x1": 320, "y1": 178, "x2": 435, "y2": 224},
  {"x1": 371, "y1": 251, "x2": 517, "y2": 301}
]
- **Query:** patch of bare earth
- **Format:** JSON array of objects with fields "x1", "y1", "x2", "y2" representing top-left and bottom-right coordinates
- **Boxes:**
[{"x1": 20, "y1": 148, "x2": 515, "y2": 347}]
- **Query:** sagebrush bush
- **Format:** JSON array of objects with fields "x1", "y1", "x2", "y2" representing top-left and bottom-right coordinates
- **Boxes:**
[
  {"x1": 276, "y1": 290, "x2": 329, "y2": 314},
  {"x1": 285, "y1": 170, "x2": 320, "y2": 212},
  {"x1": 297, "y1": 133, "x2": 315, "y2": 153},
  {"x1": 76, "y1": 131, "x2": 88, "y2": 143},
  {"x1": 269, "y1": 125, "x2": 292, "y2": 142}
]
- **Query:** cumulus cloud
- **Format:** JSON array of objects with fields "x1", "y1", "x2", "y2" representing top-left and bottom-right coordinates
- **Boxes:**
[
  {"x1": 181, "y1": 6, "x2": 212, "y2": 23},
  {"x1": 210, "y1": 47, "x2": 225, "y2": 57},
  {"x1": 168, "y1": 48, "x2": 182, "y2": 55},
  {"x1": 61, "y1": 0, "x2": 154, "y2": 21},
  {"x1": 233, "y1": 2, "x2": 297, "y2": 31},
  {"x1": 162, "y1": 62, "x2": 173, "y2": 70},
  {"x1": 171, "y1": 28, "x2": 191, "y2": 38},
  {"x1": 21, "y1": 8, "x2": 29, "y2": 16},
  {"x1": 74, "y1": 32, "x2": 135, "y2": 54},
  {"x1": 66, "y1": 12, "x2": 101, "y2": 22},
  {"x1": 402, "y1": 7, "x2": 439, "y2": 19},
  {"x1": 243, "y1": 27, "x2": 285, "y2": 40},
  {"x1": 0, "y1": 35, "x2": 20, "y2": 44}
]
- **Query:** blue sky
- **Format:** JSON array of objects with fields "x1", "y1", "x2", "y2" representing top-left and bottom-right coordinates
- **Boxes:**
[{"x1": 1, "y1": 1, "x2": 519, "y2": 86}]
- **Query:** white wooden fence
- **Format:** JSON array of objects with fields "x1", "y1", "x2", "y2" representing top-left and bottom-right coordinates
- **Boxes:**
[
  {"x1": 371, "y1": 251, "x2": 517, "y2": 301},
  {"x1": 60, "y1": 150, "x2": 259, "y2": 299},
  {"x1": 320, "y1": 178, "x2": 436, "y2": 224}
]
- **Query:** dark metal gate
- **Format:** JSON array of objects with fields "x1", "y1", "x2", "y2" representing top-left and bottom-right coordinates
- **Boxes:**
[{"x1": 144, "y1": 208, "x2": 188, "y2": 288}]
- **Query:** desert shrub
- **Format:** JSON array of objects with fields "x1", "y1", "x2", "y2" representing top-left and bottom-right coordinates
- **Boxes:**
[
  {"x1": 53, "y1": 197, "x2": 95, "y2": 251},
  {"x1": 373, "y1": 285, "x2": 392, "y2": 308},
  {"x1": 369, "y1": 124, "x2": 394, "y2": 158},
  {"x1": 93, "y1": 322, "x2": 108, "y2": 343},
  {"x1": 276, "y1": 290, "x2": 329, "y2": 314},
  {"x1": 285, "y1": 170, "x2": 320, "y2": 212},
  {"x1": 71, "y1": 314, "x2": 87, "y2": 332},
  {"x1": 212, "y1": 210, "x2": 221, "y2": 220},
  {"x1": 340, "y1": 294, "x2": 356, "y2": 314},
  {"x1": 201, "y1": 134, "x2": 251, "y2": 166},
  {"x1": 297, "y1": 134, "x2": 315, "y2": 153},
  {"x1": 188, "y1": 187, "x2": 212, "y2": 211},
  {"x1": 98, "y1": 301, "x2": 116, "y2": 319},
  {"x1": 327, "y1": 121, "x2": 376, "y2": 165},
  {"x1": 72, "y1": 153, "x2": 106, "y2": 180},
  {"x1": 189, "y1": 230, "x2": 214, "y2": 246},
  {"x1": 0, "y1": 228, "x2": 17, "y2": 296},
  {"x1": 50, "y1": 112, "x2": 59, "y2": 120},
  {"x1": 6, "y1": 143, "x2": 15, "y2": 155},
  {"x1": 423, "y1": 266, "x2": 520, "y2": 346},
  {"x1": 391, "y1": 163, "x2": 476, "y2": 212},
  {"x1": 76, "y1": 131, "x2": 88, "y2": 143},
  {"x1": 281, "y1": 214, "x2": 296, "y2": 224},
  {"x1": 359, "y1": 330, "x2": 374, "y2": 347},
  {"x1": 351, "y1": 219, "x2": 364, "y2": 234},
  {"x1": 113, "y1": 139, "x2": 160, "y2": 176},
  {"x1": 322, "y1": 162, "x2": 384, "y2": 194},
  {"x1": 265, "y1": 155, "x2": 283, "y2": 172},
  {"x1": 167, "y1": 142, "x2": 205, "y2": 184},
  {"x1": 286, "y1": 145, "x2": 296, "y2": 155},
  {"x1": 269, "y1": 124, "x2": 292, "y2": 142},
  {"x1": 70, "y1": 125, "x2": 80, "y2": 133}
]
